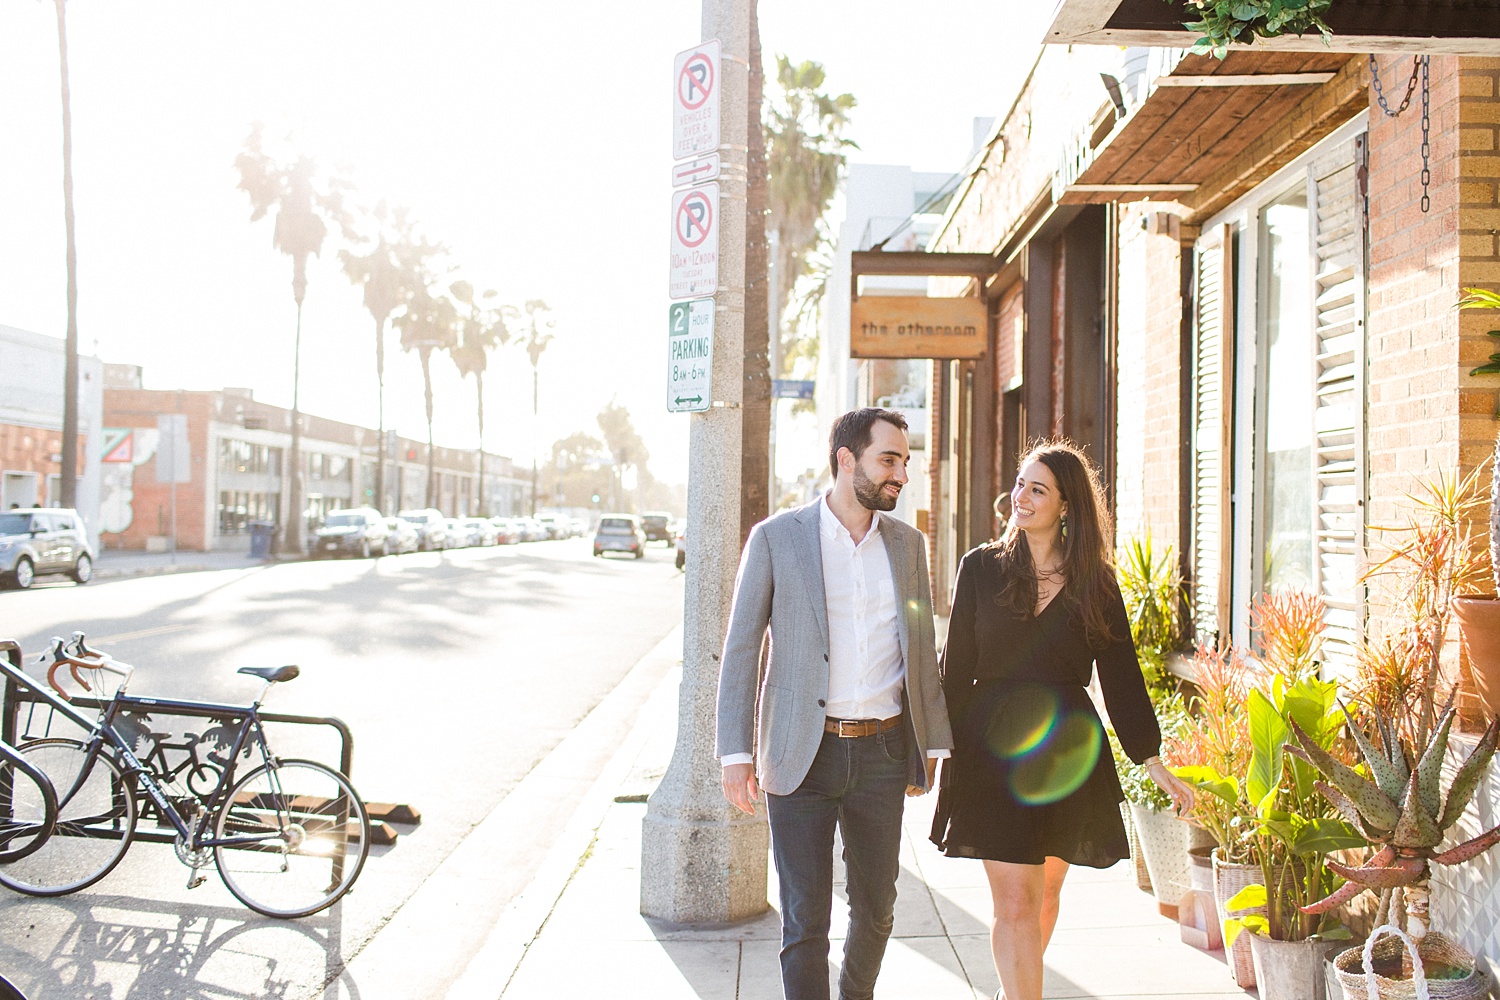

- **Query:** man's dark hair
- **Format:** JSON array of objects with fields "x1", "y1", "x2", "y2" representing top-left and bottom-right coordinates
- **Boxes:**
[{"x1": 828, "y1": 407, "x2": 908, "y2": 480}]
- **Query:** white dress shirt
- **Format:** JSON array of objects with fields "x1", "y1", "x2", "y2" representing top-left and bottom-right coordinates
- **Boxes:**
[{"x1": 721, "y1": 495, "x2": 946, "y2": 767}]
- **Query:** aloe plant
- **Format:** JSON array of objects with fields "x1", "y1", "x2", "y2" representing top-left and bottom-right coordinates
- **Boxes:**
[{"x1": 1288, "y1": 699, "x2": 1500, "y2": 938}]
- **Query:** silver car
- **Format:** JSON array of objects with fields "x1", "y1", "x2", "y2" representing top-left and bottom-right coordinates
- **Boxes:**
[{"x1": 0, "y1": 508, "x2": 95, "y2": 589}]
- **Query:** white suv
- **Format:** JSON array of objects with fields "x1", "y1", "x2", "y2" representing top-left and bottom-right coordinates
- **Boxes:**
[{"x1": 0, "y1": 508, "x2": 95, "y2": 589}]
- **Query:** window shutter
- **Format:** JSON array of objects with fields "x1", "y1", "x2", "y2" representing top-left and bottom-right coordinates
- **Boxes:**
[
  {"x1": 1309, "y1": 138, "x2": 1367, "y2": 673},
  {"x1": 1192, "y1": 227, "x2": 1234, "y2": 645}
]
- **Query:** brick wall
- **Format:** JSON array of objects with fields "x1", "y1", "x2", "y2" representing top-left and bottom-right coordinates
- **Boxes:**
[{"x1": 102, "y1": 391, "x2": 217, "y2": 551}]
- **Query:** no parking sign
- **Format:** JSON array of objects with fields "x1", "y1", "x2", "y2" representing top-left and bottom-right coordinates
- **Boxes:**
[
  {"x1": 669, "y1": 183, "x2": 719, "y2": 299},
  {"x1": 673, "y1": 40, "x2": 720, "y2": 160}
]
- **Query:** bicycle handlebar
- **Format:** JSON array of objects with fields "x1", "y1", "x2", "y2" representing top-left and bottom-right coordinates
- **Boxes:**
[{"x1": 42, "y1": 633, "x2": 132, "y2": 701}]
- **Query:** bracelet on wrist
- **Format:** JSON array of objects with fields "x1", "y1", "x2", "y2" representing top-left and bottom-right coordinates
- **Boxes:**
[{"x1": 1143, "y1": 755, "x2": 1162, "y2": 767}]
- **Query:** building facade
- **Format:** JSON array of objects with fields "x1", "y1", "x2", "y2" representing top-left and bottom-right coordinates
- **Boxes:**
[
  {"x1": 101, "y1": 371, "x2": 527, "y2": 552},
  {"x1": 0, "y1": 324, "x2": 103, "y2": 548}
]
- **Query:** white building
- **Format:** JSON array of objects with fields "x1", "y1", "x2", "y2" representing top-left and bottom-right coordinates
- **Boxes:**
[{"x1": 0, "y1": 324, "x2": 104, "y2": 548}]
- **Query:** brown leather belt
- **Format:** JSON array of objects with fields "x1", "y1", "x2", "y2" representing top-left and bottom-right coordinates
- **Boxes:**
[{"x1": 824, "y1": 715, "x2": 902, "y2": 738}]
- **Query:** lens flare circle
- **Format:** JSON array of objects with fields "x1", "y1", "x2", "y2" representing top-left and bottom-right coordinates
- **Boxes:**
[
  {"x1": 983, "y1": 684, "x2": 1060, "y2": 761},
  {"x1": 1009, "y1": 712, "x2": 1103, "y2": 806}
]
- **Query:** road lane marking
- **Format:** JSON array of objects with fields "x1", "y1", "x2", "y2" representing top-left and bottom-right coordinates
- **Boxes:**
[{"x1": 88, "y1": 624, "x2": 193, "y2": 644}]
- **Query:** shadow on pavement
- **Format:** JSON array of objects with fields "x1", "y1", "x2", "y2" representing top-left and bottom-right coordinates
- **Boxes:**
[{"x1": 0, "y1": 893, "x2": 358, "y2": 1000}]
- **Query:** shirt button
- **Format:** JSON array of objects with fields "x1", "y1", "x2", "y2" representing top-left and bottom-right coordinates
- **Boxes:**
[
  {"x1": 818, "y1": 699, "x2": 826, "y2": 707},
  {"x1": 823, "y1": 653, "x2": 829, "y2": 662}
]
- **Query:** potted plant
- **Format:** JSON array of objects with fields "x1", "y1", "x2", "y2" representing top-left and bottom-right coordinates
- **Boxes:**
[
  {"x1": 1112, "y1": 700, "x2": 1197, "y2": 917},
  {"x1": 1288, "y1": 699, "x2": 1500, "y2": 996},
  {"x1": 1452, "y1": 286, "x2": 1500, "y2": 717},
  {"x1": 1116, "y1": 535, "x2": 1182, "y2": 700},
  {"x1": 1174, "y1": 0, "x2": 1333, "y2": 59}
]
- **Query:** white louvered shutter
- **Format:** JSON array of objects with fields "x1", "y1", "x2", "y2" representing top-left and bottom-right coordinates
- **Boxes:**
[
  {"x1": 1309, "y1": 138, "x2": 1367, "y2": 674},
  {"x1": 1192, "y1": 227, "x2": 1234, "y2": 646}
]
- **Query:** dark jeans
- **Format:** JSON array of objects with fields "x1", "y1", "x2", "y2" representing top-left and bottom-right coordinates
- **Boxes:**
[{"x1": 766, "y1": 725, "x2": 909, "y2": 1000}]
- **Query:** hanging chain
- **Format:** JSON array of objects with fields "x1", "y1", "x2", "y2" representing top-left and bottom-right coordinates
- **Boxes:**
[
  {"x1": 1420, "y1": 55, "x2": 1431, "y2": 213},
  {"x1": 1371, "y1": 54, "x2": 1422, "y2": 117}
]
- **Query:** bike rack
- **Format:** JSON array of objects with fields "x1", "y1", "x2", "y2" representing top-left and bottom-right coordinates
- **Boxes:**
[{"x1": 0, "y1": 639, "x2": 378, "y2": 853}]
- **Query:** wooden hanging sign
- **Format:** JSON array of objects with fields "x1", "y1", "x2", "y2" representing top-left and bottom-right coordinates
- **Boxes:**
[{"x1": 850, "y1": 295, "x2": 987, "y2": 359}]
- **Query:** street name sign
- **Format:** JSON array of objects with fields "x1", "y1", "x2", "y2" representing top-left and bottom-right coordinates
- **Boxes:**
[
  {"x1": 668, "y1": 298, "x2": 714, "y2": 413},
  {"x1": 673, "y1": 40, "x2": 720, "y2": 160},
  {"x1": 850, "y1": 295, "x2": 988, "y2": 359},
  {"x1": 671, "y1": 152, "x2": 721, "y2": 189},
  {"x1": 772, "y1": 379, "x2": 816, "y2": 400},
  {"x1": 669, "y1": 182, "x2": 719, "y2": 299}
]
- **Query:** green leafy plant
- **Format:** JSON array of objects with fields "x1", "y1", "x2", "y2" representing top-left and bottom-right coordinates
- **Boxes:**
[
  {"x1": 1172, "y1": 0, "x2": 1333, "y2": 59},
  {"x1": 1288, "y1": 698, "x2": 1500, "y2": 939},
  {"x1": 1112, "y1": 694, "x2": 1189, "y2": 812},
  {"x1": 1166, "y1": 644, "x2": 1254, "y2": 858},
  {"x1": 1116, "y1": 535, "x2": 1182, "y2": 699},
  {"x1": 1220, "y1": 675, "x2": 1365, "y2": 943}
]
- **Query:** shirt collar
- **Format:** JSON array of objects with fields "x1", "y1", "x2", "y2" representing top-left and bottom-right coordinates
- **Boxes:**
[{"x1": 819, "y1": 492, "x2": 881, "y2": 544}]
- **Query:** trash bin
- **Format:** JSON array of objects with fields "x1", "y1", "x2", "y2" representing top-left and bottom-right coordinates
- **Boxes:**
[{"x1": 249, "y1": 520, "x2": 275, "y2": 560}]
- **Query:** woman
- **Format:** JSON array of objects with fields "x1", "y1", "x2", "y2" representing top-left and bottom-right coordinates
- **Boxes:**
[{"x1": 930, "y1": 441, "x2": 1194, "y2": 1000}]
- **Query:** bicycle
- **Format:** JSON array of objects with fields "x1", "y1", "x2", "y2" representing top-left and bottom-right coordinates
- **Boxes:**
[
  {"x1": 0, "y1": 736, "x2": 57, "y2": 864},
  {"x1": 0, "y1": 633, "x2": 369, "y2": 918}
]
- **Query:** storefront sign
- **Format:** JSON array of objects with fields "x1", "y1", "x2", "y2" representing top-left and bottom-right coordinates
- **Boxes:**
[{"x1": 850, "y1": 296, "x2": 987, "y2": 359}]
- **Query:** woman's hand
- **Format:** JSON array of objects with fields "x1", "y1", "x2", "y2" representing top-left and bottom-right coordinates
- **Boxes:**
[{"x1": 1146, "y1": 759, "x2": 1195, "y2": 818}]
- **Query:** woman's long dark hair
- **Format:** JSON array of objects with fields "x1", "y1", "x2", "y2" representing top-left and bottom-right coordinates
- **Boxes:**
[{"x1": 989, "y1": 440, "x2": 1118, "y2": 649}]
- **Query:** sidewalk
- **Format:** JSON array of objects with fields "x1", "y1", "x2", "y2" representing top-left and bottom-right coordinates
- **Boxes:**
[
  {"x1": 93, "y1": 548, "x2": 283, "y2": 580},
  {"x1": 454, "y1": 661, "x2": 1256, "y2": 999}
]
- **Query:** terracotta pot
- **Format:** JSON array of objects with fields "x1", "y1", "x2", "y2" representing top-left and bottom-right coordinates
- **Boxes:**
[
  {"x1": 1212, "y1": 849, "x2": 1262, "y2": 989},
  {"x1": 1453, "y1": 596, "x2": 1500, "y2": 718},
  {"x1": 1250, "y1": 933, "x2": 1340, "y2": 1000},
  {"x1": 1130, "y1": 802, "x2": 1192, "y2": 916}
]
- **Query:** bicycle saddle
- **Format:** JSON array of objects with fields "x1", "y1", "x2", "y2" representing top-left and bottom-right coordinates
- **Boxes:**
[{"x1": 237, "y1": 665, "x2": 300, "y2": 683}]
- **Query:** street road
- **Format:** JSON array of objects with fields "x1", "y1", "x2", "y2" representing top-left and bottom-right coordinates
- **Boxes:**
[{"x1": 0, "y1": 537, "x2": 685, "y2": 999}]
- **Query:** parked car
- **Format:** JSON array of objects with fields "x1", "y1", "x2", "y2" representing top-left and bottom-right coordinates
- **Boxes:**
[
  {"x1": 675, "y1": 527, "x2": 686, "y2": 571},
  {"x1": 383, "y1": 517, "x2": 420, "y2": 554},
  {"x1": 640, "y1": 512, "x2": 674, "y2": 545},
  {"x1": 568, "y1": 517, "x2": 589, "y2": 538},
  {"x1": 398, "y1": 508, "x2": 448, "y2": 551},
  {"x1": 593, "y1": 514, "x2": 645, "y2": 559},
  {"x1": 490, "y1": 517, "x2": 521, "y2": 544},
  {"x1": 463, "y1": 517, "x2": 498, "y2": 546},
  {"x1": 310, "y1": 507, "x2": 389, "y2": 559},
  {"x1": 445, "y1": 517, "x2": 472, "y2": 547},
  {"x1": 0, "y1": 508, "x2": 94, "y2": 589},
  {"x1": 534, "y1": 513, "x2": 567, "y2": 539},
  {"x1": 514, "y1": 517, "x2": 548, "y2": 542}
]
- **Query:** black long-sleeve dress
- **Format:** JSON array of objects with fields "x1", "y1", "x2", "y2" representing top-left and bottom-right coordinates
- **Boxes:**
[{"x1": 929, "y1": 545, "x2": 1161, "y2": 868}]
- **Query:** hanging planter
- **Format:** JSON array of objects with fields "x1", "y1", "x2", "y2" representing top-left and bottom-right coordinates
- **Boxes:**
[{"x1": 1174, "y1": 0, "x2": 1333, "y2": 59}]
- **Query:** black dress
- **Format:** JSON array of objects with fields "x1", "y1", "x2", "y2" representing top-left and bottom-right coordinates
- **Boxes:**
[{"x1": 929, "y1": 545, "x2": 1161, "y2": 868}]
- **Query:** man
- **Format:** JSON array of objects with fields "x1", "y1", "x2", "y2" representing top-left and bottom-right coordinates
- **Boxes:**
[{"x1": 716, "y1": 407, "x2": 953, "y2": 1000}]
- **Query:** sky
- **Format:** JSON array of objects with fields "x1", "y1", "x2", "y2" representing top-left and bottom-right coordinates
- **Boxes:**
[{"x1": 0, "y1": 1, "x2": 1055, "y2": 485}]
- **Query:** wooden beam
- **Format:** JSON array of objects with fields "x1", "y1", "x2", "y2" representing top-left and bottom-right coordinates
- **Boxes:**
[
  {"x1": 1068, "y1": 183, "x2": 1198, "y2": 192},
  {"x1": 850, "y1": 250, "x2": 1000, "y2": 279},
  {"x1": 1046, "y1": 26, "x2": 1500, "y2": 56},
  {"x1": 1155, "y1": 73, "x2": 1335, "y2": 87}
]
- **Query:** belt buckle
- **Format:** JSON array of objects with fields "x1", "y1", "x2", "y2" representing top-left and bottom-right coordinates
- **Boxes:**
[{"x1": 836, "y1": 719, "x2": 858, "y2": 738}]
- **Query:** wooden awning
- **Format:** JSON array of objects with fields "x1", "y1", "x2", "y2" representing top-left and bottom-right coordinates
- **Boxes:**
[
  {"x1": 1057, "y1": 51, "x2": 1367, "y2": 220},
  {"x1": 1046, "y1": 0, "x2": 1500, "y2": 55}
]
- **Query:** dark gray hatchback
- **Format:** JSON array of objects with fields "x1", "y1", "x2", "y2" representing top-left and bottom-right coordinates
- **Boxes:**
[{"x1": 0, "y1": 508, "x2": 95, "y2": 589}]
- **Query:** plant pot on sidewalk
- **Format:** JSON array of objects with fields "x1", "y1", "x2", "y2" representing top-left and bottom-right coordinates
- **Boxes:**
[
  {"x1": 1250, "y1": 933, "x2": 1341, "y2": 1000},
  {"x1": 1212, "y1": 849, "x2": 1262, "y2": 989},
  {"x1": 1130, "y1": 802, "x2": 1191, "y2": 918},
  {"x1": 1452, "y1": 595, "x2": 1500, "y2": 717}
]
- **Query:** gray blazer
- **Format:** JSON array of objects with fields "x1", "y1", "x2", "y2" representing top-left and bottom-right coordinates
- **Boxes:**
[{"x1": 715, "y1": 498, "x2": 954, "y2": 796}]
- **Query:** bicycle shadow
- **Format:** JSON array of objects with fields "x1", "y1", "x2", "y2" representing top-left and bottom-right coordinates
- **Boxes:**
[{"x1": 0, "y1": 894, "x2": 361, "y2": 1000}]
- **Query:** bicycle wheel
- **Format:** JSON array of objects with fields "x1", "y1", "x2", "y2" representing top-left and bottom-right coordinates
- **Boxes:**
[
  {"x1": 0, "y1": 747, "x2": 58, "y2": 864},
  {"x1": 213, "y1": 759, "x2": 369, "y2": 918},
  {"x1": 0, "y1": 739, "x2": 137, "y2": 895}
]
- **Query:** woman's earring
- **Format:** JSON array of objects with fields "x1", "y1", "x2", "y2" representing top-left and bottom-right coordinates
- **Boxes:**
[{"x1": 1060, "y1": 513, "x2": 1068, "y2": 539}]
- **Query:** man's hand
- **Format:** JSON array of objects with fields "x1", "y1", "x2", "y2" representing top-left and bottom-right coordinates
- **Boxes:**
[
  {"x1": 905, "y1": 756, "x2": 939, "y2": 797},
  {"x1": 721, "y1": 762, "x2": 760, "y2": 815}
]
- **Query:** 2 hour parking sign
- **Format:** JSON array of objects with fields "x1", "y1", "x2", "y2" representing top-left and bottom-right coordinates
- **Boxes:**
[{"x1": 667, "y1": 298, "x2": 714, "y2": 413}]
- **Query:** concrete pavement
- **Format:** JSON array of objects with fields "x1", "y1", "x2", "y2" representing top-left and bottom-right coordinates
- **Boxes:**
[
  {"x1": 454, "y1": 657, "x2": 1258, "y2": 999},
  {"x1": 92, "y1": 546, "x2": 277, "y2": 580}
]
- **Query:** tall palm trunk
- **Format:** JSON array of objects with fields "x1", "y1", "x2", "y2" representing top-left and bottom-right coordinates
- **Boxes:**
[
  {"x1": 475, "y1": 370, "x2": 486, "y2": 515},
  {"x1": 375, "y1": 315, "x2": 386, "y2": 513},
  {"x1": 55, "y1": 0, "x2": 80, "y2": 509},
  {"x1": 421, "y1": 347, "x2": 436, "y2": 508},
  {"x1": 285, "y1": 284, "x2": 306, "y2": 555},
  {"x1": 741, "y1": 0, "x2": 770, "y2": 545}
]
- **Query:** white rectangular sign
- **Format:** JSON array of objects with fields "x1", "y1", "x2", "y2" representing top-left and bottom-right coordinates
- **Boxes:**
[
  {"x1": 669, "y1": 182, "x2": 719, "y2": 299},
  {"x1": 668, "y1": 299, "x2": 714, "y2": 413},
  {"x1": 155, "y1": 413, "x2": 190, "y2": 484},
  {"x1": 673, "y1": 40, "x2": 720, "y2": 160},
  {"x1": 671, "y1": 152, "x2": 720, "y2": 189}
]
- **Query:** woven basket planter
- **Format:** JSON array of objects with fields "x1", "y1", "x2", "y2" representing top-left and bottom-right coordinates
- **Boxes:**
[
  {"x1": 1213, "y1": 849, "x2": 1263, "y2": 989},
  {"x1": 1121, "y1": 801, "x2": 1153, "y2": 893},
  {"x1": 1333, "y1": 925, "x2": 1492, "y2": 1000}
]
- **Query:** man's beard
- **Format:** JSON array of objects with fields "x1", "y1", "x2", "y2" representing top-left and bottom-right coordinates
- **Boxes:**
[{"x1": 853, "y1": 465, "x2": 899, "y2": 511}]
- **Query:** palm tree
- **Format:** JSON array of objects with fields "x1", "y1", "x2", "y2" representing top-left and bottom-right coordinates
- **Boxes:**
[
  {"x1": 450, "y1": 281, "x2": 510, "y2": 515},
  {"x1": 516, "y1": 300, "x2": 555, "y2": 516},
  {"x1": 340, "y1": 204, "x2": 417, "y2": 514},
  {"x1": 235, "y1": 123, "x2": 354, "y2": 553},
  {"x1": 765, "y1": 57, "x2": 856, "y2": 375},
  {"x1": 392, "y1": 250, "x2": 457, "y2": 508},
  {"x1": 53, "y1": 0, "x2": 80, "y2": 509}
]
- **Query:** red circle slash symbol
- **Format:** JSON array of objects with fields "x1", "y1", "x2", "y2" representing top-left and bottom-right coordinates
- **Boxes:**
[
  {"x1": 676, "y1": 192, "x2": 713, "y2": 249},
  {"x1": 678, "y1": 54, "x2": 714, "y2": 110}
]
